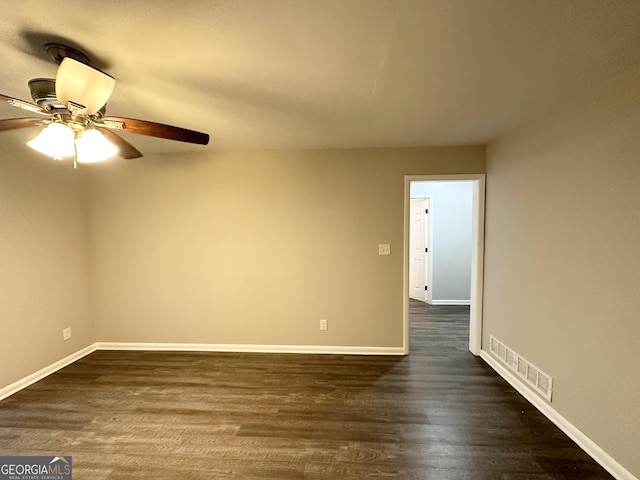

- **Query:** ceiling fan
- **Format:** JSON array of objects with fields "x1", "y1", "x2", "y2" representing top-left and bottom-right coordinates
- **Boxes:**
[{"x1": 0, "y1": 43, "x2": 209, "y2": 166}]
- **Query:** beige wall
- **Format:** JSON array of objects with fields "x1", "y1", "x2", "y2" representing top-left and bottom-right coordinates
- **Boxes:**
[
  {"x1": 0, "y1": 143, "x2": 94, "y2": 390},
  {"x1": 86, "y1": 147, "x2": 484, "y2": 348},
  {"x1": 484, "y1": 63, "x2": 640, "y2": 476},
  {"x1": 2, "y1": 64, "x2": 636, "y2": 473}
]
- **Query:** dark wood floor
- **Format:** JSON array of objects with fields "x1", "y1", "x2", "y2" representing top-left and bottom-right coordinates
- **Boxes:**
[{"x1": 0, "y1": 302, "x2": 613, "y2": 479}]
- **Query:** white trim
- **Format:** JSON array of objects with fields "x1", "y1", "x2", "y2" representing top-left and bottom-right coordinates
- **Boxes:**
[
  {"x1": 404, "y1": 174, "x2": 485, "y2": 356},
  {"x1": 430, "y1": 299, "x2": 471, "y2": 306},
  {"x1": 4, "y1": 342, "x2": 633, "y2": 480},
  {"x1": 468, "y1": 176, "x2": 485, "y2": 355},
  {"x1": 0, "y1": 344, "x2": 96, "y2": 401},
  {"x1": 95, "y1": 342, "x2": 405, "y2": 356},
  {"x1": 0, "y1": 342, "x2": 404, "y2": 400},
  {"x1": 481, "y1": 350, "x2": 637, "y2": 480}
]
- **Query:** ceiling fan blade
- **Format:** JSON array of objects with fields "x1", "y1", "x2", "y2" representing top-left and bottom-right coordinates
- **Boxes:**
[
  {"x1": 0, "y1": 117, "x2": 45, "y2": 131},
  {"x1": 0, "y1": 93, "x2": 48, "y2": 115},
  {"x1": 100, "y1": 116, "x2": 209, "y2": 145},
  {"x1": 95, "y1": 127, "x2": 143, "y2": 159}
]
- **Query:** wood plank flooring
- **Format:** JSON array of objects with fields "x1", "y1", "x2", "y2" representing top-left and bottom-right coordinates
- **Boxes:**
[{"x1": 0, "y1": 302, "x2": 614, "y2": 479}]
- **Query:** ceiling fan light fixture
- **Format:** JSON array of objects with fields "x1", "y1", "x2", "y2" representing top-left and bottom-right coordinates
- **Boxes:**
[
  {"x1": 2, "y1": 42, "x2": 209, "y2": 165},
  {"x1": 75, "y1": 128, "x2": 118, "y2": 163},
  {"x1": 55, "y1": 57, "x2": 115, "y2": 115},
  {"x1": 27, "y1": 123, "x2": 75, "y2": 160}
]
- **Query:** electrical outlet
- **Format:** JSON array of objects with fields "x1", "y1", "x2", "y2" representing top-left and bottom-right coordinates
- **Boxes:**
[
  {"x1": 378, "y1": 244, "x2": 391, "y2": 255},
  {"x1": 319, "y1": 319, "x2": 328, "y2": 331},
  {"x1": 62, "y1": 327, "x2": 72, "y2": 341}
]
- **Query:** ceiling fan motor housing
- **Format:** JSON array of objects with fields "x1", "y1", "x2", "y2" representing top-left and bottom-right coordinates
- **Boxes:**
[
  {"x1": 28, "y1": 78, "x2": 106, "y2": 118},
  {"x1": 28, "y1": 78, "x2": 65, "y2": 112}
]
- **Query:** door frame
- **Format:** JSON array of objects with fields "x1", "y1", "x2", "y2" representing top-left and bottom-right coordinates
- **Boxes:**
[{"x1": 403, "y1": 174, "x2": 486, "y2": 356}]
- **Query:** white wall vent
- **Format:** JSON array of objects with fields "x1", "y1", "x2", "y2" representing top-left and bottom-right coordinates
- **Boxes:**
[{"x1": 489, "y1": 335, "x2": 553, "y2": 401}]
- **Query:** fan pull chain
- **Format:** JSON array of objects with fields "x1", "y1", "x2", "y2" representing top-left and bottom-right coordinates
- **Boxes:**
[{"x1": 73, "y1": 132, "x2": 79, "y2": 169}]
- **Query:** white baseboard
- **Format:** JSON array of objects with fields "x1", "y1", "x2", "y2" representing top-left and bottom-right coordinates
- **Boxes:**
[
  {"x1": 3, "y1": 342, "x2": 634, "y2": 480},
  {"x1": 95, "y1": 342, "x2": 405, "y2": 356},
  {"x1": 481, "y1": 350, "x2": 637, "y2": 480},
  {"x1": 430, "y1": 299, "x2": 471, "y2": 306},
  {"x1": 0, "y1": 342, "x2": 404, "y2": 401},
  {"x1": 0, "y1": 344, "x2": 96, "y2": 401}
]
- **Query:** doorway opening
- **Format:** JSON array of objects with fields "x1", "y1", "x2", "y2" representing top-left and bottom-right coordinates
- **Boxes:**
[{"x1": 403, "y1": 174, "x2": 485, "y2": 356}]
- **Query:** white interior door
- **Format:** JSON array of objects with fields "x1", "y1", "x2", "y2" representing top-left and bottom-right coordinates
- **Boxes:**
[
  {"x1": 409, "y1": 198, "x2": 429, "y2": 301},
  {"x1": 423, "y1": 199, "x2": 430, "y2": 302}
]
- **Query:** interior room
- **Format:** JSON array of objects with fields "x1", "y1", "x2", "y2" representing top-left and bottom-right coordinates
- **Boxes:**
[{"x1": 1, "y1": 1, "x2": 639, "y2": 479}]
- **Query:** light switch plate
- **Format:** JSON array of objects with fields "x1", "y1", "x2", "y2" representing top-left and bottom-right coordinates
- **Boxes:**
[{"x1": 378, "y1": 244, "x2": 391, "y2": 255}]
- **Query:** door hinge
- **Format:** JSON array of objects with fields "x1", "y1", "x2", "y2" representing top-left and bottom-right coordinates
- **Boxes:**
[
  {"x1": 425, "y1": 285, "x2": 428, "y2": 291},
  {"x1": 425, "y1": 209, "x2": 429, "y2": 214},
  {"x1": 425, "y1": 247, "x2": 428, "y2": 253}
]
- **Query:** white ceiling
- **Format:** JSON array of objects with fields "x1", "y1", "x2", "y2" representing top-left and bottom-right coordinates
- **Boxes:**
[{"x1": 1, "y1": 0, "x2": 640, "y2": 155}]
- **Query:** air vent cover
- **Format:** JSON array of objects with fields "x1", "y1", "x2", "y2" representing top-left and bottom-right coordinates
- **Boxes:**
[{"x1": 489, "y1": 335, "x2": 553, "y2": 401}]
